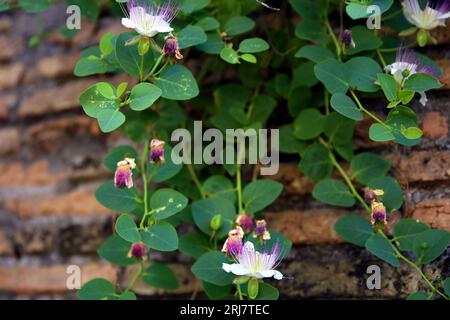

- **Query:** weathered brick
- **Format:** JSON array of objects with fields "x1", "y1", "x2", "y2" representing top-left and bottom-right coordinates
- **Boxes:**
[
  {"x1": 410, "y1": 199, "x2": 450, "y2": 231},
  {"x1": 0, "y1": 231, "x2": 14, "y2": 256},
  {"x1": 0, "y1": 36, "x2": 24, "y2": 62},
  {"x1": 0, "y1": 263, "x2": 117, "y2": 295},
  {"x1": 0, "y1": 18, "x2": 12, "y2": 33},
  {"x1": 264, "y1": 209, "x2": 356, "y2": 244},
  {"x1": 0, "y1": 63, "x2": 24, "y2": 90},
  {"x1": 123, "y1": 263, "x2": 199, "y2": 296},
  {"x1": 0, "y1": 94, "x2": 16, "y2": 120},
  {"x1": 3, "y1": 190, "x2": 110, "y2": 219},
  {"x1": 386, "y1": 151, "x2": 450, "y2": 184},
  {"x1": 437, "y1": 59, "x2": 450, "y2": 89},
  {"x1": 25, "y1": 52, "x2": 80, "y2": 82},
  {"x1": 0, "y1": 128, "x2": 20, "y2": 155},
  {"x1": 26, "y1": 116, "x2": 100, "y2": 151},
  {"x1": 266, "y1": 163, "x2": 314, "y2": 195},
  {"x1": 19, "y1": 74, "x2": 132, "y2": 118},
  {"x1": 0, "y1": 160, "x2": 65, "y2": 188},
  {"x1": 421, "y1": 111, "x2": 448, "y2": 139},
  {"x1": 48, "y1": 20, "x2": 96, "y2": 46}
]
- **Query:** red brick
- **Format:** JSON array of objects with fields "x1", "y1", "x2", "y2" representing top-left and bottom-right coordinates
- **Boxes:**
[
  {"x1": 0, "y1": 231, "x2": 13, "y2": 256},
  {"x1": 0, "y1": 18, "x2": 12, "y2": 33},
  {"x1": 266, "y1": 163, "x2": 314, "y2": 195},
  {"x1": 0, "y1": 63, "x2": 24, "y2": 90},
  {"x1": 410, "y1": 199, "x2": 450, "y2": 231},
  {"x1": 386, "y1": 151, "x2": 450, "y2": 184},
  {"x1": 0, "y1": 263, "x2": 117, "y2": 295},
  {"x1": 0, "y1": 36, "x2": 24, "y2": 62},
  {"x1": 3, "y1": 190, "x2": 111, "y2": 219},
  {"x1": 264, "y1": 209, "x2": 360, "y2": 244},
  {"x1": 0, "y1": 94, "x2": 16, "y2": 120},
  {"x1": 421, "y1": 112, "x2": 448, "y2": 139},
  {"x1": 437, "y1": 59, "x2": 450, "y2": 89},
  {"x1": 0, "y1": 128, "x2": 20, "y2": 155},
  {"x1": 25, "y1": 52, "x2": 80, "y2": 83},
  {"x1": 26, "y1": 116, "x2": 100, "y2": 151},
  {"x1": 0, "y1": 160, "x2": 66, "y2": 188}
]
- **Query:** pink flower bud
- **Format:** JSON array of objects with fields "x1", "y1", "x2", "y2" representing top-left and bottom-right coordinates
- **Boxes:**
[
  {"x1": 149, "y1": 139, "x2": 165, "y2": 164},
  {"x1": 253, "y1": 220, "x2": 271, "y2": 241},
  {"x1": 236, "y1": 214, "x2": 254, "y2": 233},
  {"x1": 163, "y1": 33, "x2": 183, "y2": 60},
  {"x1": 222, "y1": 227, "x2": 244, "y2": 256},
  {"x1": 128, "y1": 242, "x2": 148, "y2": 260},
  {"x1": 114, "y1": 158, "x2": 136, "y2": 189},
  {"x1": 371, "y1": 201, "x2": 387, "y2": 226}
]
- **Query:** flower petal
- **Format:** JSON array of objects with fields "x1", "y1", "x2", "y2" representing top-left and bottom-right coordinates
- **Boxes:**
[
  {"x1": 222, "y1": 263, "x2": 250, "y2": 276},
  {"x1": 121, "y1": 18, "x2": 136, "y2": 29}
]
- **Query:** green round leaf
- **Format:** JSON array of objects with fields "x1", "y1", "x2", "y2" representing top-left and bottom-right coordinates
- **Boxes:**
[
  {"x1": 365, "y1": 233, "x2": 400, "y2": 267},
  {"x1": 330, "y1": 93, "x2": 363, "y2": 121},
  {"x1": 300, "y1": 144, "x2": 333, "y2": 181},
  {"x1": 196, "y1": 17, "x2": 220, "y2": 31},
  {"x1": 220, "y1": 47, "x2": 240, "y2": 64},
  {"x1": 192, "y1": 198, "x2": 236, "y2": 238},
  {"x1": 243, "y1": 180, "x2": 283, "y2": 214},
  {"x1": 97, "y1": 108, "x2": 126, "y2": 133},
  {"x1": 150, "y1": 188, "x2": 188, "y2": 220},
  {"x1": 155, "y1": 65, "x2": 199, "y2": 100},
  {"x1": 115, "y1": 214, "x2": 140, "y2": 243},
  {"x1": 129, "y1": 83, "x2": 162, "y2": 111},
  {"x1": 293, "y1": 108, "x2": 325, "y2": 140},
  {"x1": 346, "y1": 57, "x2": 382, "y2": 93},
  {"x1": 177, "y1": 25, "x2": 207, "y2": 49},
  {"x1": 179, "y1": 232, "x2": 210, "y2": 258},
  {"x1": 77, "y1": 279, "x2": 116, "y2": 300},
  {"x1": 79, "y1": 82, "x2": 118, "y2": 118},
  {"x1": 393, "y1": 219, "x2": 429, "y2": 252},
  {"x1": 295, "y1": 45, "x2": 334, "y2": 62},
  {"x1": 141, "y1": 221, "x2": 178, "y2": 251},
  {"x1": 115, "y1": 32, "x2": 155, "y2": 77},
  {"x1": 97, "y1": 235, "x2": 135, "y2": 266},
  {"x1": 334, "y1": 215, "x2": 373, "y2": 247},
  {"x1": 238, "y1": 38, "x2": 269, "y2": 53},
  {"x1": 143, "y1": 263, "x2": 179, "y2": 290},
  {"x1": 350, "y1": 152, "x2": 391, "y2": 185},
  {"x1": 202, "y1": 175, "x2": 236, "y2": 203},
  {"x1": 255, "y1": 283, "x2": 279, "y2": 300},
  {"x1": 95, "y1": 180, "x2": 137, "y2": 212},
  {"x1": 369, "y1": 123, "x2": 395, "y2": 142},
  {"x1": 191, "y1": 251, "x2": 234, "y2": 286},
  {"x1": 412, "y1": 230, "x2": 450, "y2": 264},
  {"x1": 224, "y1": 16, "x2": 255, "y2": 36},
  {"x1": 312, "y1": 179, "x2": 356, "y2": 207},
  {"x1": 314, "y1": 59, "x2": 349, "y2": 94}
]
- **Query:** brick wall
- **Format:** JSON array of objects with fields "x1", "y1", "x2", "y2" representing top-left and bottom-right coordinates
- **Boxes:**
[{"x1": 0, "y1": 8, "x2": 449, "y2": 299}]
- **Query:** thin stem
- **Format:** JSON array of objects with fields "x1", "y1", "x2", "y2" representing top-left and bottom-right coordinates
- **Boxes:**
[
  {"x1": 325, "y1": 18, "x2": 341, "y2": 61},
  {"x1": 381, "y1": 9, "x2": 402, "y2": 21},
  {"x1": 143, "y1": 53, "x2": 165, "y2": 81},
  {"x1": 350, "y1": 90, "x2": 389, "y2": 129},
  {"x1": 379, "y1": 231, "x2": 449, "y2": 300},
  {"x1": 379, "y1": 42, "x2": 416, "y2": 53},
  {"x1": 124, "y1": 259, "x2": 145, "y2": 294},
  {"x1": 324, "y1": 89, "x2": 330, "y2": 115},
  {"x1": 377, "y1": 49, "x2": 387, "y2": 68},
  {"x1": 139, "y1": 54, "x2": 144, "y2": 82},
  {"x1": 152, "y1": 59, "x2": 169, "y2": 77},
  {"x1": 236, "y1": 164, "x2": 244, "y2": 213},
  {"x1": 236, "y1": 284, "x2": 244, "y2": 300},
  {"x1": 319, "y1": 138, "x2": 370, "y2": 212},
  {"x1": 187, "y1": 163, "x2": 206, "y2": 198},
  {"x1": 140, "y1": 140, "x2": 150, "y2": 228}
]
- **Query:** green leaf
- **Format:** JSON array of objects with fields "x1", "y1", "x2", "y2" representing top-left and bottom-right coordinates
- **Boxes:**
[
  {"x1": 141, "y1": 222, "x2": 178, "y2": 252},
  {"x1": 177, "y1": 25, "x2": 207, "y2": 49},
  {"x1": 330, "y1": 93, "x2": 363, "y2": 120},
  {"x1": 98, "y1": 235, "x2": 135, "y2": 266},
  {"x1": 118, "y1": 292, "x2": 137, "y2": 300},
  {"x1": 367, "y1": 176, "x2": 403, "y2": 212},
  {"x1": 115, "y1": 214, "x2": 140, "y2": 243},
  {"x1": 377, "y1": 73, "x2": 398, "y2": 102},
  {"x1": 393, "y1": 219, "x2": 429, "y2": 252},
  {"x1": 192, "y1": 198, "x2": 236, "y2": 239},
  {"x1": 95, "y1": 180, "x2": 137, "y2": 212},
  {"x1": 314, "y1": 59, "x2": 350, "y2": 94},
  {"x1": 74, "y1": 57, "x2": 111, "y2": 77},
  {"x1": 345, "y1": 26, "x2": 383, "y2": 55},
  {"x1": 179, "y1": 0, "x2": 209, "y2": 13},
  {"x1": 202, "y1": 176, "x2": 236, "y2": 203},
  {"x1": 239, "y1": 38, "x2": 269, "y2": 53},
  {"x1": 115, "y1": 33, "x2": 155, "y2": 77},
  {"x1": 179, "y1": 232, "x2": 210, "y2": 258},
  {"x1": 346, "y1": 0, "x2": 393, "y2": 19},
  {"x1": 300, "y1": 144, "x2": 333, "y2": 181},
  {"x1": 103, "y1": 145, "x2": 137, "y2": 172},
  {"x1": 99, "y1": 32, "x2": 114, "y2": 56},
  {"x1": 155, "y1": 65, "x2": 199, "y2": 100},
  {"x1": 369, "y1": 123, "x2": 395, "y2": 142},
  {"x1": 402, "y1": 127, "x2": 423, "y2": 140},
  {"x1": 19, "y1": 0, "x2": 50, "y2": 13},
  {"x1": 196, "y1": 32, "x2": 225, "y2": 54},
  {"x1": 129, "y1": 83, "x2": 162, "y2": 111},
  {"x1": 403, "y1": 73, "x2": 442, "y2": 92},
  {"x1": 444, "y1": 278, "x2": 450, "y2": 297},
  {"x1": 77, "y1": 279, "x2": 116, "y2": 300},
  {"x1": 147, "y1": 145, "x2": 182, "y2": 183},
  {"x1": 196, "y1": 17, "x2": 220, "y2": 31},
  {"x1": 224, "y1": 16, "x2": 255, "y2": 36},
  {"x1": 97, "y1": 108, "x2": 126, "y2": 133},
  {"x1": 295, "y1": 45, "x2": 334, "y2": 62},
  {"x1": 143, "y1": 263, "x2": 179, "y2": 290},
  {"x1": 350, "y1": 152, "x2": 391, "y2": 185},
  {"x1": 150, "y1": 188, "x2": 188, "y2": 220},
  {"x1": 279, "y1": 125, "x2": 309, "y2": 154},
  {"x1": 334, "y1": 215, "x2": 373, "y2": 247},
  {"x1": 191, "y1": 252, "x2": 234, "y2": 286},
  {"x1": 255, "y1": 283, "x2": 279, "y2": 300},
  {"x1": 412, "y1": 230, "x2": 450, "y2": 264},
  {"x1": 295, "y1": 19, "x2": 328, "y2": 44},
  {"x1": 312, "y1": 179, "x2": 356, "y2": 207},
  {"x1": 293, "y1": 108, "x2": 325, "y2": 140},
  {"x1": 79, "y1": 82, "x2": 118, "y2": 118},
  {"x1": 220, "y1": 47, "x2": 240, "y2": 64},
  {"x1": 346, "y1": 57, "x2": 382, "y2": 92},
  {"x1": 365, "y1": 234, "x2": 400, "y2": 267},
  {"x1": 407, "y1": 291, "x2": 430, "y2": 300},
  {"x1": 203, "y1": 282, "x2": 233, "y2": 300},
  {"x1": 242, "y1": 180, "x2": 283, "y2": 214}
]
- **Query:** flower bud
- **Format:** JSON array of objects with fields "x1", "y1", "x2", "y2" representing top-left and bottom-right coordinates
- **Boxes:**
[
  {"x1": 253, "y1": 220, "x2": 271, "y2": 241},
  {"x1": 221, "y1": 227, "x2": 244, "y2": 256},
  {"x1": 210, "y1": 214, "x2": 223, "y2": 231},
  {"x1": 341, "y1": 29, "x2": 355, "y2": 48},
  {"x1": 138, "y1": 36, "x2": 150, "y2": 56},
  {"x1": 163, "y1": 33, "x2": 183, "y2": 60},
  {"x1": 128, "y1": 242, "x2": 148, "y2": 260},
  {"x1": 236, "y1": 214, "x2": 254, "y2": 233},
  {"x1": 247, "y1": 278, "x2": 259, "y2": 300},
  {"x1": 233, "y1": 276, "x2": 250, "y2": 285},
  {"x1": 114, "y1": 157, "x2": 136, "y2": 189},
  {"x1": 364, "y1": 188, "x2": 384, "y2": 203},
  {"x1": 149, "y1": 139, "x2": 165, "y2": 164},
  {"x1": 417, "y1": 29, "x2": 428, "y2": 47},
  {"x1": 371, "y1": 201, "x2": 387, "y2": 226}
]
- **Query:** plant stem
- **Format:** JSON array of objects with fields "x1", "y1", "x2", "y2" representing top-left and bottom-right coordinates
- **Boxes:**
[
  {"x1": 350, "y1": 90, "x2": 389, "y2": 129},
  {"x1": 319, "y1": 138, "x2": 370, "y2": 212},
  {"x1": 324, "y1": 89, "x2": 330, "y2": 115},
  {"x1": 143, "y1": 53, "x2": 165, "y2": 81},
  {"x1": 379, "y1": 231, "x2": 449, "y2": 300},
  {"x1": 140, "y1": 140, "x2": 150, "y2": 228},
  {"x1": 236, "y1": 284, "x2": 244, "y2": 300},
  {"x1": 236, "y1": 164, "x2": 244, "y2": 213},
  {"x1": 139, "y1": 54, "x2": 144, "y2": 82},
  {"x1": 187, "y1": 163, "x2": 206, "y2": 199},
  {"x1": 376, "y1": 49, "x2": 387, "y2": 68},
  {"x1": 124, "y1": 259, "x2": 145, "y2": 294},
  {"x1": 325, "y1": 18, "x2": 341, "y2": 60}
]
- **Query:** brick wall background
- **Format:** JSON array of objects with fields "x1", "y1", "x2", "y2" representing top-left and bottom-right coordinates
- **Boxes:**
[{"x1": 0, "y1": 6, "x2": 449, "y2": 299}]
